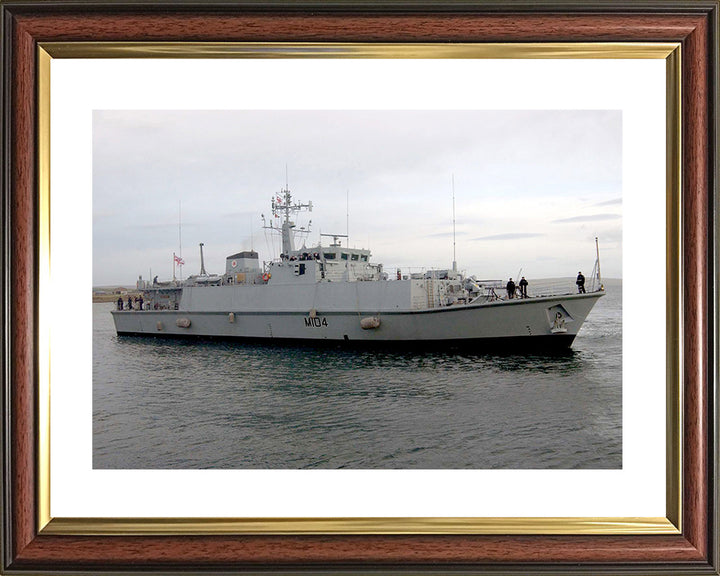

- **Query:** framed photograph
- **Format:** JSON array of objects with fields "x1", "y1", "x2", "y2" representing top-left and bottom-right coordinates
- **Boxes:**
[{"x1": 1, "y1": 1, "x2": 717, "y2": 574}]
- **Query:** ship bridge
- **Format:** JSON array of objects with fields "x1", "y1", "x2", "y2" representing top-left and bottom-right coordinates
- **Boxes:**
[{"x1": 268, "y1": 243, "x2": 381, "y2": 285}]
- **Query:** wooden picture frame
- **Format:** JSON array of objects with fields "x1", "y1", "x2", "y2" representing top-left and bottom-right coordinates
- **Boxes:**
[{"x1": 1, "y1": 1, "x2": 717, "y2": 573}]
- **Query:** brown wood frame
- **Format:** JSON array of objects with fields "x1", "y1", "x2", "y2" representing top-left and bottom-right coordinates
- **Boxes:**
[{"x1": 1, "y1": 1, "x2": 717, "y2": 574}]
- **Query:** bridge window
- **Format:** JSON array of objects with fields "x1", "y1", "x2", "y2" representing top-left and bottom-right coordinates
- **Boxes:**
[
  {"x1": 341, "y1": 253, "x2": 349, "y2": 260},
  {"x1": 361, "y1": 255, "x2": 368, "y2": 262},
  {"x1": 323, "y1": 252, "x2": 336, "y2": 260},
  {"x1": 351, "y1": 254, "x2": 359, "y2": 261}
]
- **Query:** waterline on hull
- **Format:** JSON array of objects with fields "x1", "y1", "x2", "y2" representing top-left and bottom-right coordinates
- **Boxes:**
[{"x1": 116, "y1": 331, "x2": 577, "y2": 351}]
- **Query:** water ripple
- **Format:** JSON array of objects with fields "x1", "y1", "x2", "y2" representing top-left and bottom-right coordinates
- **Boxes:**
[{"x1": 93, "y1": 279, "x2": 622, "y2": 469}]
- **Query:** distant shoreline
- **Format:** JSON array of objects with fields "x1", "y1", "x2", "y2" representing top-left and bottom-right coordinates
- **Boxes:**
[{"x1": 93, "y1": 291, "x2": 140, "y2": 303}]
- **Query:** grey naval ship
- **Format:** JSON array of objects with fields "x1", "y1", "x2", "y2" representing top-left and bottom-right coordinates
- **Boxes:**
[{"x1": 112, "y1": 188, "x2": 604, "y2": 349}]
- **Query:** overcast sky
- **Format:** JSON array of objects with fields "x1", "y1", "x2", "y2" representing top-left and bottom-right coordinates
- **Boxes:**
[{"x1": 93, "y1": 110, "x2": 621, "y2": 286}]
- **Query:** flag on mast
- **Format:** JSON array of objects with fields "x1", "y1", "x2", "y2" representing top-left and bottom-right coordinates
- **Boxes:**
[{"x1": 173, "y1": 252, "x2": 184, "y2": 281}]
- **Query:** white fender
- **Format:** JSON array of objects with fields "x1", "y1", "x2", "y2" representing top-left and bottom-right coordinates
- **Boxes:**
[{"x1": 360, "y1": 316, "x2": 381, "y2": 330}]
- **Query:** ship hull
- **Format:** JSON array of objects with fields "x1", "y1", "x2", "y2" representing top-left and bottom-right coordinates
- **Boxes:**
[{"x1": 111, "y1": 292, "x2": 603, "y2": 350}]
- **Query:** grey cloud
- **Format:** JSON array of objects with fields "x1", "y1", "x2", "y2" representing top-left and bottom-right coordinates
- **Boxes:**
[
  {"x1": 427, "y1": 231, "x2": 469, "y2": 238},
  {"x1": 127, "y1": 223, "x2": 178, "y2": 231},
  {"x1": 553, "y1": 214, "x2": 621, "y2": 223},
  {"x1": 472, "y1": 233, "x2": 544, "y2": 241},
  {"x1": 594, "y1": 198, "x2": 622, "y2": 207}
]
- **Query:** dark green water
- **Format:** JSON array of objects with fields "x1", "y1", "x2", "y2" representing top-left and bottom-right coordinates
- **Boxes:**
[{"x1": 93, "y1": 279, "x2": 621, "y2": 469}]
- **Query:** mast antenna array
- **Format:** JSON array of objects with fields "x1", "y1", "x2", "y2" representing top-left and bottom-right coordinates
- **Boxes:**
[
  {"x1": 261, "y1": 178, "x2": 313, "y2": 257},
  {"x1": 266, "y1": 187, "x2": 313, "y2": 227}
]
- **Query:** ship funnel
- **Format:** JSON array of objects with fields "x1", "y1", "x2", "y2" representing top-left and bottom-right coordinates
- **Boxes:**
[{"x1": 199, "y1": 242, "x2": 207, "y2": 276}]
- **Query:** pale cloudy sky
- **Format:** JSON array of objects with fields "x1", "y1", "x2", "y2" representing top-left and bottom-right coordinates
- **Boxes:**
[{"x1": 93, "y1": 110, "x2": 621, "y2": 286}]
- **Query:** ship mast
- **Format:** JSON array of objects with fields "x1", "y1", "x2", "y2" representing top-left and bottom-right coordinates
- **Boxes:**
[{"x1": 264, "y1": 185, "x2": 313, "y2": 256}]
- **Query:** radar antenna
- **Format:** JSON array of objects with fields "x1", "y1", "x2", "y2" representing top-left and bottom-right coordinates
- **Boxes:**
[{"x1": 320, "y1": 233, "x2": 348, "y2": 247}]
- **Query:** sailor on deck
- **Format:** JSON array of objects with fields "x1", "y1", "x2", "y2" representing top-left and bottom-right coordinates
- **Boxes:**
[
  {"x1": 506, "y1": 278, "x2": 516, "y2": 299},
  {"x1": 576, "y1": 272, "x2": 586, "y2": 293},
  {"x1": 519, "y1": 277, "x2": 528, "y2": 298}
]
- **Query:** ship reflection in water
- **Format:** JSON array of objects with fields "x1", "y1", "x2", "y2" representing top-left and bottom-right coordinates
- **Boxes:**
[{"x1": 93, "y1": 279, "x2": 621, "y2": 470}]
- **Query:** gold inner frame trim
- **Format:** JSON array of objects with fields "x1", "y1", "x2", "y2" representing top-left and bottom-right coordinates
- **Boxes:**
[
  {"x1": 36, "y1": 41, "x2": 682, "y2": 537},
  {"x1": 41, "y1": 41, "x2": 679, "y2": 59},
  {"x1": 664, "y1": 45, "x2": 683, "y2": 532},
  {"x1": 43, "y1": 516, "x2": 677, "y2": 536},
  {"x1": 37, "y1": 46, "x2": 52, "y2": 535}
]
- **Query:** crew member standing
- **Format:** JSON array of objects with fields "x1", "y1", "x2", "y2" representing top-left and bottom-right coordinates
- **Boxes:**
[
  {"x1": 576, "y1": 271, "x2": 586, "y2": 293},
  {"x1": 519, "y1": 276, "x2": 528, "y2": 298},
  {"x1": 506, "y1": 278, "x2": 516, "y2": 299}
]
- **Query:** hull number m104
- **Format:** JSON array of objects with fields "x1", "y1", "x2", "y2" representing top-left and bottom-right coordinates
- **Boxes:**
[{"x1": 305, "y1": 317, "x2": 328, "y2": 328}]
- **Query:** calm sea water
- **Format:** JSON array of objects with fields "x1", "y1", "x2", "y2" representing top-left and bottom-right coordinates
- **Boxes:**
[{"x1": 93, "y1": 278, "x2": 622, "y2": 469}]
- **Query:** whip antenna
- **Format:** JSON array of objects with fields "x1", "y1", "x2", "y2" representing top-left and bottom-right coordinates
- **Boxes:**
[
  {"x1": 452, "y1": 175, "x2": 457, "y2": 273},
  {"x1": 178, "y1": 199, "x2": 183, "y2": 280}
]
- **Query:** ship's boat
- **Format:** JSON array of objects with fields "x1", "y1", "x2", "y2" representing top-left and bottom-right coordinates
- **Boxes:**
[{"x1": 111, "y1": 188, "x2": 604, "y2": 349}]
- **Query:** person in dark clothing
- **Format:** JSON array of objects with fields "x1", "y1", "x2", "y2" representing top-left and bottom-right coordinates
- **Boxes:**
[
  {"x1": 117, "y1": 296, "x2": 123, "y2": 311},
  {"x1": 153, "y1": 275, "x2": 158, "y2": 285},
  {"x1": 127, "y1": 295, "x2": 133, "y2": 310},
  {"x1": 519, "y1": 276, "x2": 528, "y2": 298},
  {"x1": 576, "y1": 272, "x2": 586, "y2": 293},
  {"x1": 138, "y1": 295, "x2": 143, "y2": 310},
  {"x1": 506, "y1": 278, "x2": 516, "y2": 299}
]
